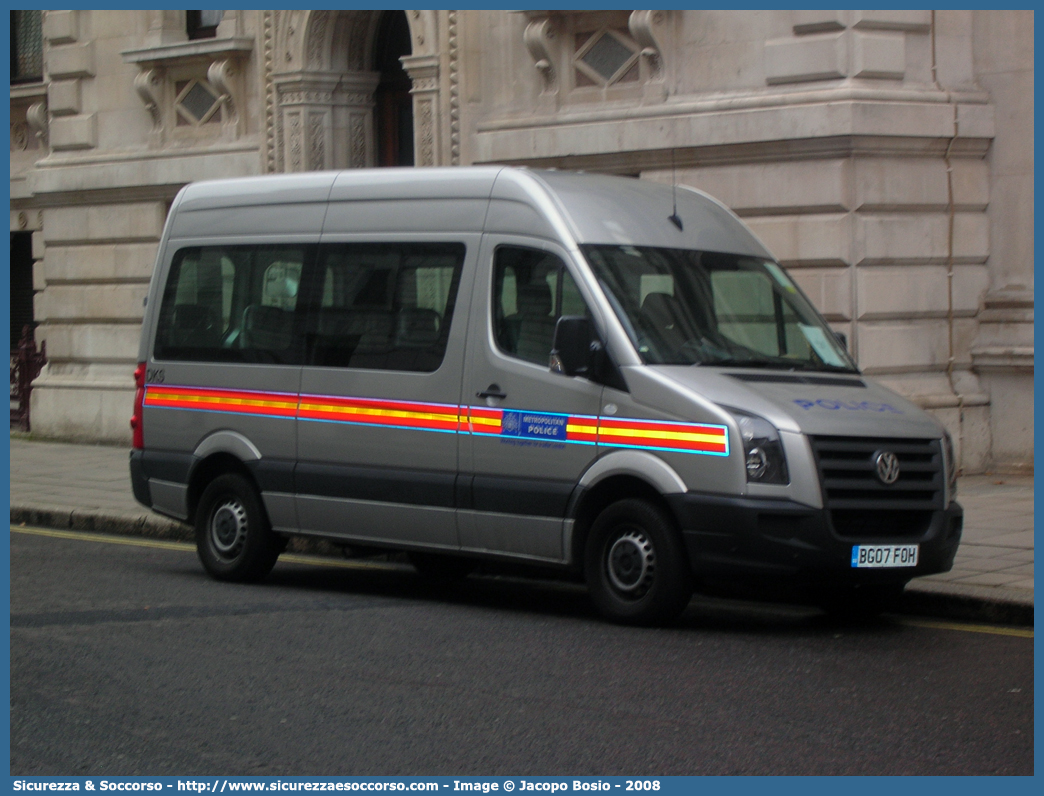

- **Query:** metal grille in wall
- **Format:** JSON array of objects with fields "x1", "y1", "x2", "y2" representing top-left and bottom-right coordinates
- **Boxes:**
[
  {"x1": 175, "y1": 80, "x2": 221, "y2": 126},
  {"x1": 10, "y1": 10, "x2": 43, "y2": 83},
  {"x1": 574, "y1": 28, "x2": 639, "y2": 88}
]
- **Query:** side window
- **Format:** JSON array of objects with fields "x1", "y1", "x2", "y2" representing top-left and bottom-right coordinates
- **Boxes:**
[
  {"x1": 309, "y1": 242, "x2": 465, "y2": 372},
  {"x1": 154, "y1": 245, "x2": 306, "y2": 364},
  {"x1": 493, "y1": 246, "x2": 589, "y2": 366}
]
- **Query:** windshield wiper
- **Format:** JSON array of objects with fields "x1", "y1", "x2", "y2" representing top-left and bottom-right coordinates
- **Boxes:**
[
  {"x1": 697, "y1": 358, "x2": 793, "y2": 369},
  {"x1": 698, "y1": 357, "x2": 857, "y2": 373},
  {"x1": 785, "y1": 360, "x2": 860, "y2": 374}
]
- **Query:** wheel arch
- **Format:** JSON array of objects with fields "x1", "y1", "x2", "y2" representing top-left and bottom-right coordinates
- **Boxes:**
[
  {"x1": 186, "y1": 451, "x2": 263, "y2": 527},
  {"x1": 568, "y1": 450, "x2": 688, "y2": 572}
]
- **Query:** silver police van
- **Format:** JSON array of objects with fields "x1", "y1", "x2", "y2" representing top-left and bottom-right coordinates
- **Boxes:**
[{"x1": 130, "y1": 167, "x2": 962, "y2": 624}]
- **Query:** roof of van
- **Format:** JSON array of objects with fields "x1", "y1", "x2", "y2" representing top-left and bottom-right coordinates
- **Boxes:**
[
  {"x1": 516, "y1": 169, "x2": 771, "y2": 257},
  {"x1": 174, "y1": 168, "x2": 504, "y2": 212},
  {"x1": 172, "y1": 167, "x2": 772, "y2": 258}
]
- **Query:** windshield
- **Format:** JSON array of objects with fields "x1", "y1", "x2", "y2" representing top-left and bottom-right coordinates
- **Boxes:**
[{"x1": 582, "y1": 245, "x2": 858, "y2": 372}]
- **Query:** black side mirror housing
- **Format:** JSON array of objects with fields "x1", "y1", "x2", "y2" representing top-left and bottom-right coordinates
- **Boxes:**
[
  {"x1": 550, "y1": 316, "x2": 601, "y2": 377},
  {"x1": 834, "y1": 331, "x2": 848, "y2": 351}
]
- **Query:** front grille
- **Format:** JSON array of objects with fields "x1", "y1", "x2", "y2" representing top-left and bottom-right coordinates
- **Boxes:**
[
  {"x1": 809, "y1": 435, "x2": 944, "y2": 538},
  {"x1": 829, "y1": 509, "x2": 934, "y2": 538}
]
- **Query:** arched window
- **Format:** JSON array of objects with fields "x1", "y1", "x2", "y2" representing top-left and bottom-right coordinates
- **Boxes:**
[{"x1": 373, "y1": 11, "x2": 413, "y2": 167}]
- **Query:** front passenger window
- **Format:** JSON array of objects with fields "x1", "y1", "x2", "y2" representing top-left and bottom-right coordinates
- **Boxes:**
[{"x1": 493, "y1": 246, "x2": 589, "y2": 366}]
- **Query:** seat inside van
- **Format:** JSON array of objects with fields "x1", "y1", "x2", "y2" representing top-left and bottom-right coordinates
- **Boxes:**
[
  {"x1": 168, "y1": 304, "x2": 221, "y2": 349},
  {"x1": 508, "y1": 281, "x2": 556, "y2": 364},
  {"x1": 241, "y1": 304, "x2": 293, "y2": 353}
]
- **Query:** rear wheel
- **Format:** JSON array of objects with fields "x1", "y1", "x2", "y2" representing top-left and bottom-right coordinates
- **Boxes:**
[
  {"x1": 584, "y1": 499, "x2": 692, "y2": 625},
  {"x1": 196, "y1": 473, "x2": 281, "y2": 582}
]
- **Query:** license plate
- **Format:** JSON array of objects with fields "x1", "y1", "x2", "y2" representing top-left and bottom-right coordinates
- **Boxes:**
[{"x1": 851, "y1": 544, "x2": 919, "y2": 568}]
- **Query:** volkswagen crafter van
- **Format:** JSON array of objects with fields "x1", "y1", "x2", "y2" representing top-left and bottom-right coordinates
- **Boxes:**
[{"x1": 130, "y1": 167, "x2": 962, "y2": 624}]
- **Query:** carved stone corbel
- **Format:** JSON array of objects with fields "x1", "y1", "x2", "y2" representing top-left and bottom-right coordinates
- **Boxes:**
[
  {"x1": 133, "y1": 68, "x2": 162, "y2": 128},
  {"x1": 26, "y1": 101, "x2": 49, "y2": 143},
  {"x1": 524, "y1": 16, "x2": 558, "y2": 93},
  {"x1": 207, "y1": 58, "x2": 238, "y2": 120},
  {"x1": 629, "y1": 10, "x2": 666, "y2": 79},
  {"x1": 122, "y1": 37, "x2": 253, "y2": 140}
]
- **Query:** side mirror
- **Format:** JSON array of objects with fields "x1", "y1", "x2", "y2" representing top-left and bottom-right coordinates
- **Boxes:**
[
  {"x1": 834, "y1": 331, "x2": 848, "y2": 351},
  {"x1": 550, "y1": 316, "x2": 601, "y2": 377}
]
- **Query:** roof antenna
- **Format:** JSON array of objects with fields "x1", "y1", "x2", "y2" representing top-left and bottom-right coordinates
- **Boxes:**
[{"x1": 668, "y1": 148, "x2": 683, "y2": 231}]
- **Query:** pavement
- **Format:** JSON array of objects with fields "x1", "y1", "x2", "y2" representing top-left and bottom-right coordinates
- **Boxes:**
[{"x1": 8, "y1": 435, "x2": 1034, "y2": 625}]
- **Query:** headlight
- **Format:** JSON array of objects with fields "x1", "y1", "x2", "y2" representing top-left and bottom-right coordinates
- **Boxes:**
[
  {"x1": 726, "y1": 408, "x2": 789, "y2": 485},
  {"x1": 942, "y1": 429, "x2": 958, "y2": 499}
]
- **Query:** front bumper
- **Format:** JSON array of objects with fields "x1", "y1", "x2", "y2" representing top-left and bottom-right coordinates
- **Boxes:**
[{"x1": 667, "y1": 492, "x2": 963, "y2": 586}]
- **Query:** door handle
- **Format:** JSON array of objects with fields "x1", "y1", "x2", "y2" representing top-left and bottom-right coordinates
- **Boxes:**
[{"x1": 476, "y1": 384, "x2": 507, "y2": 400}]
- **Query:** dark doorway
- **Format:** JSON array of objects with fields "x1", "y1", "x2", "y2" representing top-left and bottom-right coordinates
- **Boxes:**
[
  {"x1": 10, "y1": 232, "x2": 35, "y2": 348},
  {"x1": 373, "y1": 11, "x2": 414, "y2": 167}
]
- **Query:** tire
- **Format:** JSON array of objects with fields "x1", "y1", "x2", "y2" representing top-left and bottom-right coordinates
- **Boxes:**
[
  {"x1": 408, "y1": 552, "x2": 476, "y2": 582},
  {"x1": 195, "y1": 473, "x2": 281, "y2": 582},
  {"x1": 584, "y1": 499, "x2": 693, "y2": 625}
]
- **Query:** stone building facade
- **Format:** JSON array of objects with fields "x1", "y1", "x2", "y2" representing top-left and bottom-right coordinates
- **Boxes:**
[{"x1": 9, "y1": 9, "x2": 1033, "y2": 472}]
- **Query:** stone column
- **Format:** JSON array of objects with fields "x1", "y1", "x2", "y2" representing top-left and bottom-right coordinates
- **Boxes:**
[
  {"x1": 969, "y1": 9, "x2": 1034, "y2": 472},
  {"x1": 971, "y1": 289, "x2": 1034, "y2": 472},
  {"x1": 334, "y1": 72, "x2": 380, "y2": 169},
  {"x1": 401, "y1": 54, "x2": 441, "y2": 166},
  {"x1": 274, "y1": 73, "x2": 337, "y2": 172},
  {"x1": 30, "y1": 201, "x2": 167, "y2": 442},
  {"x1": 275, "y1": 71, "x2": 379, "y2": 171}
]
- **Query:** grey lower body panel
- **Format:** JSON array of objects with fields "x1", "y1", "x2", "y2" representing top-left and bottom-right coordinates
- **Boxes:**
[
  {"x1": 148, "y1": 479, "x2": 189, "y2": 521},
  {"x1": 458, "y1": 509, "x2": 564, "y2": 562},
  {"x1": 137, "y1": 447, "x2": 574, "y2": 564},
  {"x1": 292, "y1": 497, "x2": 567, "y2": 563},
  {"x1": 295, "y1": 494, "x2": 458, "y2": 549},
  {"x1": 262, "y1": 492, "x2": 298, "y2": 533}
]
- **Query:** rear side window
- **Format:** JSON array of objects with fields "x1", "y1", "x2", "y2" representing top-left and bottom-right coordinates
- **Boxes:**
[
  {"x1": 154, "y1": 245, "x2": 307, "y2": 364},
  {"x1": 308, "y1": 242, "x2": 465, "y2": 372}
]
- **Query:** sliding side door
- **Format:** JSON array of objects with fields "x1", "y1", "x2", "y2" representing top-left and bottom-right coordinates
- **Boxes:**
[{"x1": 294, "y1": 237, "x2": 476, "y2": 550}]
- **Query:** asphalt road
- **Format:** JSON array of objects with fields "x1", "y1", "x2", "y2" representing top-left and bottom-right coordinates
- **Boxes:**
[{"x1": 10, "y1": 526, "x2": 1034, "y2": 776}]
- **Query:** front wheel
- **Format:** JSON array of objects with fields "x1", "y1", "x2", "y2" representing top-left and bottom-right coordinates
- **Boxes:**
[
  {"x1": 196, "y1": 473, "x2": 281, "y2": 582},
  {"x1": 584, "y1": 499, "x2": 693, "y2": 625}
]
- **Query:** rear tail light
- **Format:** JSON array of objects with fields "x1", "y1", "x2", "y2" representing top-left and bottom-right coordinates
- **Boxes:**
[{"x1": 131, "y1": 362, "x2": 146, "y2": 450}]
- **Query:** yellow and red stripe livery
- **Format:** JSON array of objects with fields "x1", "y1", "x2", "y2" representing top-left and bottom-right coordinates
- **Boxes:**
[
  {"x1": 143, "y1": 385, "x2": 297, "y2": 418},
  {"x1": 145, "y1": 385, "x2": 728, "y2": 456},
  {"x1": 466, "y1": 407, "x2": 724, "y2": 454},
  {"x1": 298, "y1": 394, "x2": 462, "y2": 434},
  {"x1": 598, "y1": 417, "x2": 729, "y2": 456},
  {"x1": 565, "y1": 415, "x2": 599, "y2": 445},
  {"x1": 466, "y1": 406, "x2": 503, "y2": 435}
]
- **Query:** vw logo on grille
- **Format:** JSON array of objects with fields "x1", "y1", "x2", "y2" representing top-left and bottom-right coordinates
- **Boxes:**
[{"x1": 873, "y1": 450, "x2": 901, "y2": 485}]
